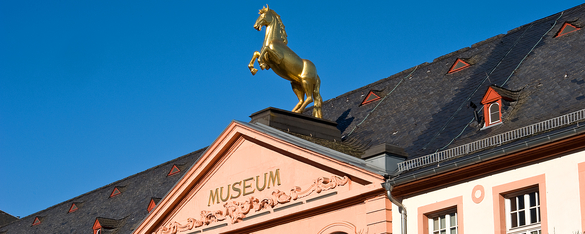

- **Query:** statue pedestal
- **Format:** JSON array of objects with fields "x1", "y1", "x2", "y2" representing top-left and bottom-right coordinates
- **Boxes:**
[{"x1": 249, "y1": 107, "x2": 341, "y2": 141}]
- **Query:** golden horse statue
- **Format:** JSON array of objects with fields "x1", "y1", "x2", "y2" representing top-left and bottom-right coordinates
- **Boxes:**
[{"x1": 248, "y1": 5, "x2": 323, "y2": 119}]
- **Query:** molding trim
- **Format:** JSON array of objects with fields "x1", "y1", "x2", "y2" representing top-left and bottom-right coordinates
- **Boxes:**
[{"x1": 154, "y1": 175, "x2": 350, "y2": 234}]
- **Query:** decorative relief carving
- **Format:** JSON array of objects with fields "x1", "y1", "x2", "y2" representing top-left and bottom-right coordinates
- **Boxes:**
[{"x1": 154, "y1": 175, "x2": 350, "y2": 234}]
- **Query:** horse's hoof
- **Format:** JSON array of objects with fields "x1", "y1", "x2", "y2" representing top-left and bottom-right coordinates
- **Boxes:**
[{"x1": 251, "y1": 68, "x2": 258, "y2": 75}]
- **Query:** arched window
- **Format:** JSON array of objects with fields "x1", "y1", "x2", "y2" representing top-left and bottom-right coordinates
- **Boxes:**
[{"x1": 489, "y1": 102, "x2": 500, "y2": 124}]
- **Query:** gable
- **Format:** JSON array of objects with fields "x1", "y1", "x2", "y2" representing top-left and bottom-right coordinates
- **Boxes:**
[
  {"x1": 481, "y1": 86, "x2": 502, "y2": 104},
  {"x1": 134, "y1": 121, "x2": 384, "y2": 234}
]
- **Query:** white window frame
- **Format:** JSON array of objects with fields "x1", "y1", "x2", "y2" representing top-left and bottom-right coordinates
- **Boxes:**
[
  {"x1": 504, "y1": 187, "x2": 541, "y2": 234},
  {"x1": 427, "y1": 209, "x2": 458, "y2": 234},
  {"x1": 489, "y1": 102, "x2": 501, "y2": 124}
]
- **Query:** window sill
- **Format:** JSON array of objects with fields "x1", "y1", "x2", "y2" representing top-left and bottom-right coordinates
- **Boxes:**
[{"x1": 481, "y1": 121, "x2": 503, "y2": 130}]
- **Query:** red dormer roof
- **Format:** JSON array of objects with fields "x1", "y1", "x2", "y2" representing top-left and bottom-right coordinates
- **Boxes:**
[{"x1": 481, "y1": 85, "x2": 521, "y2": 104}]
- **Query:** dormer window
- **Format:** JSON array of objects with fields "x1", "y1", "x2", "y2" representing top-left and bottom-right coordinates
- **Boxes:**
[
  {"x1": 480, "y1": 85, "x2": 521, "y2": 128},
  {"x1": 93, "y1": 217, "x2": 123, "y2": 234},
  {"x1": 68, "y1": 203, "x2": 79, "y2": 213},
  {"x1": 489, "y1": 102, "x2": 501, "y2": 124},
  {"x1": 31, "y1": 217, "x2": 42, "y2": 226},
  {"x1": 361, "y1": 90, "x2": 382, "y2": 106},
  {"x1": 109, "y1": 186, "x2": 125, "y2": 198},
  {"x1": 555, "y1": 22, "x2": 580, "y2": 37},
  {"x1": 148, "y1": 198, "x2": 161, "y2": 213},
  {"x1": 448, "y1": 58, "x2": 471, "y2": 73},
  {"x1": 167, "y1": 164, "x2": 182, "y2": 176}
]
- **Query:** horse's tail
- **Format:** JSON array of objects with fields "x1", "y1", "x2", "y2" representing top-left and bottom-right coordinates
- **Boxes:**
[{"x1": 313, "y1": 75, "x2": 323, "y2": 118}]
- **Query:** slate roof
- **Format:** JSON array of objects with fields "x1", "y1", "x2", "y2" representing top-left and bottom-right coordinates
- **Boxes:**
[
  {"x1": 488, "y1": 85, "x2": 522, "y2": 101},
  {"x1": 0, "y1": 148, "x2": 206, "y2": 234},
  {"x1": 0, "y1": 211, "x2": 18, "y2": 228},
  {"x1": 309, "y1": 3, "x2": 585, "y2": 159},
  {"x1": 3, "y1": 3, "x2": 585, "y2": 234}
]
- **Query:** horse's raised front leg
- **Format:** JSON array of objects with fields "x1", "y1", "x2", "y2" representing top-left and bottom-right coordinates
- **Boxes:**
[
  {"x1": 258, "y1": 47, "x2": 269, "y2": 70},
  {"x1": 248, "y1": 51, "x2": 260, "y2": 75},
  {"x1": 291, "y1": 82, "x2": 305, "y2": 113}
]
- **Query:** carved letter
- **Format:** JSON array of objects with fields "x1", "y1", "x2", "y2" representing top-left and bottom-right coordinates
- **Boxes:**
[
  {"x1": 243, "y1": 177, "x2": 255, "y2": 196},
  {"x1": 220, "y1": 185, "x2": 231, "y2": 202},
  {"x1": 267, "y1": 169, "x2": 281, "y2": 189},
  {"x1": 256, "y1": 173, "x2": 267, "y2": 192},
  {"x1": 231, "y1": 181, "x2": 242, "y2": 199},
  {"x1": 209, "y1": 188, "x2": 220, "y2": 206}
]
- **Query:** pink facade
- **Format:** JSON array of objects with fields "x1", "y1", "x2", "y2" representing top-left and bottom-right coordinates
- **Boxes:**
[{"x1": 133, "y1": 121, "x2": 391, "y2": 234}]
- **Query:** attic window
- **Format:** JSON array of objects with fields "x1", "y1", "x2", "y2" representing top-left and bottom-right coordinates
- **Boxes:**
[
  {"x1": 489, "y1": 102, "x2": 501, "y2": 124},
  {"x1": 93, "y1": 217, "x2": 123, "y2": 234},
  {"x1": 480, "y1": 85, "x2": 520, "y2": 128},
  {"x1": 68, "y1": 203, "x2": 79, "y2": 213},
  {"x1": 148, "y1": 198, "x2": 161, "y2": 213},
  {"x1": 448, "y1": 58, "x2": 471, "y2": 73},
  {"x1": 167, "y1": 165, "x2": 181, "y2": 176},
  {"x1": 32, "y1": 217, "x2": 42, "y2": 226},
  {"x1": 110, "y1": 187, "x2": 122, "y2": 198},
  {"x1": 361, "y1": 91, "x2": 381, "y2": 105},
  {"x1": 93, "y1": 218, "x2": 102, "y2": 234},
  {"x1": 555, "y1": 22, "x2": 580, "y2": 37}
]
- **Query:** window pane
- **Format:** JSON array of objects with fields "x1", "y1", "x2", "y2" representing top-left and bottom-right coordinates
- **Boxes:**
[
  {"x1": 440, "y1": 230, "x2": 446, "y2": 234},
  {"x1": 511, "y1": 212, "x2": 518, "y2": 227},
  {"x1": 519, "y1": 211, "x2": 526, "y2": 226},
  {"x1": 434, "y1": 218, "x2": 439, "y2": 231},
  {"x1": 517, "y1": 196, "x2": 525, "y2": 209},
  {"x1": 529, "y1": 192, "x2": 537, "y2": 207},
  {"x1": 510, "y1": 198, "x2": 517, "y2": 211},
  {"x1": 530, "y1": 208, "x2": 537, "y2": 224},
  {"x1": 450, "y1": 228, "x2": 457, "y2": 234},
  {"x1": 440, "y1": 216, "x2": 446, "y2": 229},
  {"x1": 490, "y1": 103, "x2": 500, "y2": 123},
  {"x1": 450, "y1": 213, "x2": 456, "y2": 226}
]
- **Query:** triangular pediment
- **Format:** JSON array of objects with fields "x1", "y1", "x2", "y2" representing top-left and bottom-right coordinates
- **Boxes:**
[
  {"x1": 481, "y1": 86, "x2": 502, "y2": 104},
  {"x1": 133, "y1": 121, "x2": 384, "y2": 234}
]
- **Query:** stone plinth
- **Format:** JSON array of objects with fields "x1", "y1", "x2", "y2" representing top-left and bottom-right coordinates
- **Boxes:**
[{"x1": 249, "y1": 107, "x2": 341, "y2": 141}]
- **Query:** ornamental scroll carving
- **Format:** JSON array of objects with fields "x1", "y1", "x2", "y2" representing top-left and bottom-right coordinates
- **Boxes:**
[{"x1": 154, "y1": 175, "x2": 350, "y2": 234}]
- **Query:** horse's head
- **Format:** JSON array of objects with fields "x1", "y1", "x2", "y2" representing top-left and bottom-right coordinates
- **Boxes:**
[{"x1": 254, "y1": 5, "x2": 275, "y2": 31}]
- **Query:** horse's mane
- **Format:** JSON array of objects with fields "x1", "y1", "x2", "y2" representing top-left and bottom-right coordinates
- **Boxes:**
[{"x1": 268, "y1": 10, "x2": 288, "y2": 44}]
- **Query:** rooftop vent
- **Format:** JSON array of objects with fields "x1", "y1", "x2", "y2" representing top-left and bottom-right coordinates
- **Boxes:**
[
  {"x1": 109, "y1": 187, "x2": 125, "y2": 198},
  {"x1": 361, "y1": 91, "x2": 382, "y2": 105},
  {"x1": 148, "y1": 198, "x2": 161, "y2": 213},
  {"x1": 93, "y1": 217, "x2": 125, "y2": 234},
  {"x1": 448, "y1": 58, "x2": 471, "y2": 73},
  {"x1": 68, "y1": 203, "x2": 80, "y2": 213},
  {"x1": 167, "y1": 165, "x2": 181, "y2": 176},
  {"x1": 555, "y1": 22, "x2": 580, "y2": 37},
  {"x1": 31, "y1": 217, "x2": 42, "y2": 226}
]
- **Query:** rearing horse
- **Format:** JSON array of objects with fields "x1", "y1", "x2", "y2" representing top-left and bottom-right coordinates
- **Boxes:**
[{"x1": 248, "y1": 5, "x2": 323, "y2": 118}]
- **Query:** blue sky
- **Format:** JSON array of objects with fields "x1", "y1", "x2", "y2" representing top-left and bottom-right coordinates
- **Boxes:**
[{"x1": 1, "y1": 0, "x2": 582, "y2": 218}]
